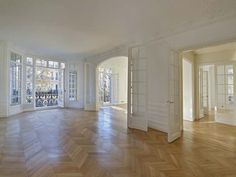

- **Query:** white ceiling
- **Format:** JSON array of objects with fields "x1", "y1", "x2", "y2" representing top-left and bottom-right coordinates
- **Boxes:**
[{"x1": 0, "y1": 0, "x2": 236, "y2": 59}]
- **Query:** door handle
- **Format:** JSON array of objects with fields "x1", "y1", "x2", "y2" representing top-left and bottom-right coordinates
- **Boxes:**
[{"x1": 167, "y1": 100, "x2": 174, "y2": 104}]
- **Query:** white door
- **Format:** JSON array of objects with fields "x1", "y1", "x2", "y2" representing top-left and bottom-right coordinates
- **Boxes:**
[
  {"x1": 168, "y1": 50, "x2": 181, "y2": 143},
  {"x1": 199, "y1": 67, "x2": 209, "y2": 117},
  {"x1": 128, "y1": 46, "x2": 148, "y2": 131}
]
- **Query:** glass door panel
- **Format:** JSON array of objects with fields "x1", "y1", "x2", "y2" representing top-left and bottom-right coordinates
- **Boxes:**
[{"x1": 216, "y1": 64, "x2": 234, "y2": 110}]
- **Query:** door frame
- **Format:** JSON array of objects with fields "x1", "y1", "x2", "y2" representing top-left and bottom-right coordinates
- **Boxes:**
[
  {"x1": 179, "y1": 40, "x2": 236, "y2": 131},
  {"x1": 94, "y1": 56, "x2": 129, "y2": 118}
]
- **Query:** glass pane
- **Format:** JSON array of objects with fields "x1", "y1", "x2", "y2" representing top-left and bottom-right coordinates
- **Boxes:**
[
  {"x1": 216, "y1": 64, "x2": 234, "y2": 110},
  {"x1": 48, "y1": 61, "x2": 54, "y2": 68},
  {"x1": 227, "y1": 75, "x2": 233, "y2": 85},
  {"x1": 36, "y1": 59, "x2": 47, "y2": 67},
  {"x1": 10, "y1": 62, "x2": 21, "y2": 105},
  {"x1": 61, "y1": 63, "x2": 65, "y2": 69},
  {"x1": 227, "y1": 85, "x2": 234, "y2": 95},
  {"x1": 69, "y1": 71, "x2": 77, "y2": 101},
  {"x1": 26, "y1": 82, "x2": 33, "y2": 95},
  {"x1": 54, "y1": 62, "x2": 59, "y2": 68},
  {"x1": 26, "y1": 57, "x2": 33, "y2": 65},
  {"x1": 48, "y1": 61, "x2": 59, "y2": 68},
  {"x1": 36, "y1": 59, "x2": 41, "y2": 66},
  {"x1": 42, "y1": 60, "x2": 47, "y2": 67},
  {"x1": 226, "y1": 65, "x2": 233, "y2": 74},
  {"x1": 26, "y1": 66, "x2": 33, "y2": 81}
]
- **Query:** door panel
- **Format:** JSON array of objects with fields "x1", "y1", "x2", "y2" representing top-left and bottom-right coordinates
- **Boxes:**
[
  {"x1": 199, "y1": 67, "x2": 204, "y2": 118},
  {"x1": 168, "y1": 50, "x2": 181, "y2": 143},
  {"x1": 128, "y1": 46, "x2": 148, "y2": 131},
  {"x1": 202, "y1": 71, "x2": 209, "y2": 114}
]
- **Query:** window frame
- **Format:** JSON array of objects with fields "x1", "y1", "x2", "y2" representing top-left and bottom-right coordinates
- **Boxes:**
[
  {"x1": 69, "y1": 71, "x2": 78, "y2": 101},
  {"x1": 10, "y1": 52, "x2": 22, "y2": 106},
  {"x1": 25, "y1": 57, "x2": 34, "y2": 104}
]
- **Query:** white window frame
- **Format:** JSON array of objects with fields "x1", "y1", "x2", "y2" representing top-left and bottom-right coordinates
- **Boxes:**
[
  {"x1": 69, "y1": 71, "x2": 77, "y2": 101},
  {"x1": 25, "y1": 57, "x2": 34, "y2": 104},
  {"x1": 10, "y1": 52, "x2": 22, "y2": 106}
]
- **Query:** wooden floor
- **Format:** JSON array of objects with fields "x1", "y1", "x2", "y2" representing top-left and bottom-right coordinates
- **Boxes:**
[{"x1": 0, "y1": 108, "x2": 236, "y2": 177}]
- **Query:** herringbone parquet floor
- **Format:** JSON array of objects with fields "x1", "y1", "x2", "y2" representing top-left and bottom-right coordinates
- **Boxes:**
[{"x1": 0, "y1": 107, "x2": 236, "y2": 177}]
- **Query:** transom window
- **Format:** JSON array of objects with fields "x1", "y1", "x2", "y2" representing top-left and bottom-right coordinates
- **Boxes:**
[
  {"x1": 48, "y1": 61, "x2": 59, "y2": 68},
  {"x1": 36, "y1": 59, "x2": 47, "y2": 67}
]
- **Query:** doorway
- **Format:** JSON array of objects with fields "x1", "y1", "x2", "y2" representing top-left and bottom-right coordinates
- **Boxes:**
[
  {"x1": 96, "y1": 56, "x2": 128, "y2": 112},
  {"x1": 182, "y1": 42, "x2": 236, "y2": 126},
  {"x1": 182, "y1": 57, "x2": 194, "y2": 121}
]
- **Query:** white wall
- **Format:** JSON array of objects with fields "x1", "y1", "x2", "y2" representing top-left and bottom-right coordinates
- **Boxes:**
[
  {"x1": 0, "y1": 41, "x2": 9, "y2": 117},
  {"x1": 83, "y1": 17, "x2": 236, "y2": 133},
  {"x1": 143, "y1": 17, "x2": 236, "y2": 132},
  {"x1": 99, "y1": 57, "x2": 128, "y2": 104}
]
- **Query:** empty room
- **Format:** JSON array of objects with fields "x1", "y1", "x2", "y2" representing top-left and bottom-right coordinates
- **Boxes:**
[{"x1": 0, "y1": 1, "x2": 236, "y2": 177}]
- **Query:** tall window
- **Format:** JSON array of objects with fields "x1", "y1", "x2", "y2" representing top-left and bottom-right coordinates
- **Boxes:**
[
  {"x1": 10, "y1": 53, "x2": 22, "y2": 105},
  {"x1": 69, "y1": 71, "x2": 77, "y2": 101},
  {"x1": 25, "y1": 57, "x2": 34, "y2": 104},
  {"x1": 34, "y1": 59, "x2": 65, "y2": 107}
]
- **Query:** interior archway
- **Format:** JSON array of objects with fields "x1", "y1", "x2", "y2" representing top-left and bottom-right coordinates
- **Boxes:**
[{"x1": 96, "y1": 56, "x2": 128, "y2": 112}]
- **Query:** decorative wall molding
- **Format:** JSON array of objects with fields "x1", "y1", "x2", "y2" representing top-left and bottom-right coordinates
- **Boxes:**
[
  {"x1": 148, "y1": 102, "x2": 168, "y2": 133},
  {"x1": 85, "y1": 44, "x2": 130, "y2": 65}
]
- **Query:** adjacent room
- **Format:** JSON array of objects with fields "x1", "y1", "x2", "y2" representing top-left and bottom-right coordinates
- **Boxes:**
[
  {"x1": 96, "y1": 56, "x2": 128, "y2": 112},
  {"x1": 182, "y1": 42, "x2": 236, "y2": 126},
  {"x1": 0, "y1": 1, "x2": 236, "y2": 177}
]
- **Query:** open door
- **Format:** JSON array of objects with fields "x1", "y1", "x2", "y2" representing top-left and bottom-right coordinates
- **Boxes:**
[
  {"x1": 202, "y1": 71, "x2": 209, "y2": 115},
  {"x1": 128, "y1": 46, "x2": 148, "y2": 131},
  {"x1": 199, "y1": 67, "x2": 209, "y2": 117},
  {"x1": 168, "y1": 50, "x2": 182, "y2": 142}
]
